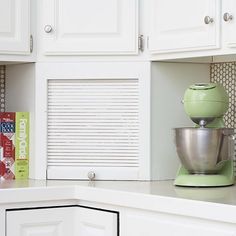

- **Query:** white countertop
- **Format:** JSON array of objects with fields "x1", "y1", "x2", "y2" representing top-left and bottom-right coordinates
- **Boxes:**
[{"x1": 1, "y1": 179, "x2": 236, "y2": 223}]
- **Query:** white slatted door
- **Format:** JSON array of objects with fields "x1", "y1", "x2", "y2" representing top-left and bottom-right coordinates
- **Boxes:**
[{"x1": 47, "y1": 79, "x2": 140, "y2": 180}]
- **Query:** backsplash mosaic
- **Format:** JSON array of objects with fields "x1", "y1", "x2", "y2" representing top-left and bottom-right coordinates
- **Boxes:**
[
  {"x1": 210, "y1": 62, "x2": 236, "y2": 128},
  {"x1": 210, "y1": 62, "x2": 236, "y2": 172},
  {"x1": 0, "y1": 65, "x2": 5, "y2": 112}
]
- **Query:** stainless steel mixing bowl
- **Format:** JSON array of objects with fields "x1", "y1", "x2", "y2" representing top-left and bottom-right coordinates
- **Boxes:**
[{"x1": 174, "y1": 128, "x2": 234, "y2": 174}]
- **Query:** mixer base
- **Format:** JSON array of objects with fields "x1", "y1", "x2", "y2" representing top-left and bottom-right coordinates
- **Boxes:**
[{"x1": 174, "y1": 160, "x2": 234, "y2": 187}]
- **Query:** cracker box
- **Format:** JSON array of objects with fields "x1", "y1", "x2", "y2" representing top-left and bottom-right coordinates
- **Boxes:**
[{"x1": 0, "y1": 112, "x2": 16, "y2": 180}]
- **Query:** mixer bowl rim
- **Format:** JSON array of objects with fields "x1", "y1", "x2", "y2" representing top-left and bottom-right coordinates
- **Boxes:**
[
  {"x1": 173, "y1": 127, "x2": 235, "y2": 135},
  {"x1": 173, "y1": 127, "x2": 234, "y2": 131}
]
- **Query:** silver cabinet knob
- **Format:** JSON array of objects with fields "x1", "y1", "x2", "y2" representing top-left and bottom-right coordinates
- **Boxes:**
[
  {"x1": 223, "y1": 12, "x2": 233, "y2": 22},
  {"x1": 88, "y1": 171, "x2": 96, "y2": 181},
  {"x1": 44, "y1": 25, "x2": 53, "y2": 33},
  {"x1": 204, "y1": 16, "x2": 214, "y2": 24}
]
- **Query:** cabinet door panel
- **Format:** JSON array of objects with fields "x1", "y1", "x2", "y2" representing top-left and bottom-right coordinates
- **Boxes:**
[
  {"x1": 149, "y1": 0, "x2": 220, "y2": 54},
  {"x1": 0, "y1": 0, "x2": 30, "y2": 54},
  {"x1": 42, "y1": 0, "x2": 138, "y2": 55},
  {"x1": 76, "y1": 207, "x2": 117, "y2": 236},
  {"x1": 6, "y1": 207, "x2": 75, "y2": 236},
  {"x1": 123, "y1": 211, "x2": 236, "y2": 236},
  {"x1": 222, "y1": 0, "x2": 236, "y2": 48}
]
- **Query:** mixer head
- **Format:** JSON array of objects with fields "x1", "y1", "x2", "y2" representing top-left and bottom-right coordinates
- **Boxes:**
[{"x1": 183, "y1": 83, "x2": 229, "y2": 128}]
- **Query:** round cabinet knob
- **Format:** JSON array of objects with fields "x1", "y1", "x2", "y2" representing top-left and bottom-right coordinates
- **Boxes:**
[
  {"x1": 44, "y1": 25, "x2": 53, "y2": 33},
  {"x1": 223, "y1": 12, "x2": 233, "y2": 22},
  {"x1": 88, "y1": 171, "x2": 96, "y2": 181},
  {"x1": 204, "y1": 16, "x2": 214, "y2": 24}
]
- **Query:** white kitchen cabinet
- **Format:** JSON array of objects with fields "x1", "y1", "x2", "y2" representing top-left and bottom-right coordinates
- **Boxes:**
[
  {"x1": 222, "y1": 0, "x2": 236, "y2": 49},
  {"x1": 76, "y1": 207, "x2": 118, "y2": 236},
  {"x1": 34, "y1": 62, "x2": 150, "y2": 180},
  {"x1": 6, "y1": 206, "x2": 118, "y2": 236},
  {"x1": 122, "y1": 209, "x2": 236, "y2": 236},
  {"x1": 40, "y1": 0, "x2": 138, "y2": 55},
  {"x1": 149, "y1": 0, "x2": 221, "y2": 54},
  {"x1": 149, "y1": 0, "x2": 236, "y2": 60},
  {"x1": 0, "y1": 0, "x2": 31, "y2": 55},
  {"x1": 7, "y1": 207, "x2": 75, "y2": 236}
]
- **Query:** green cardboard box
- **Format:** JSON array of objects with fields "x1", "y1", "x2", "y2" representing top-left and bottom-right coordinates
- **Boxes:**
[{"x1": 15, "y1": 112, "x2": 29, "y2": 179}]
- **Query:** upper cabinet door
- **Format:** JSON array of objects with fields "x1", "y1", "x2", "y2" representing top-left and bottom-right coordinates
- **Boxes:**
[
  {"x1": 149, "y1": 0, "x2": 221, "y2": 54},
  {"x1": 42, "y1": 0, "x2": 138, "y2": 55},
  {"x1": 222, "y1": 0, "x2": 236, "y2": 48},
  {"x1": 0, "y1": 0, "x2": 30, "y2": 54}
]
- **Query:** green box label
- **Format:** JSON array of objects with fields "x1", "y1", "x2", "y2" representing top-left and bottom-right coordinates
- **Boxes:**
[{"x1": 15, "y1": 112, "x2": 29, "y2": 179}]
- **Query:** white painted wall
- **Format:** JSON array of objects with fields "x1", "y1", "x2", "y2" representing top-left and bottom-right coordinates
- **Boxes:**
[
  {"x1": 5, "y1": 63, "x2": 35, "y2": 179},
  {"x1": 151, "y1": 62, "x2": 210, "y2": 180}
]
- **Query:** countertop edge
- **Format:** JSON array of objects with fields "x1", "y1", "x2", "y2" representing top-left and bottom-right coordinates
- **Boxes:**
[{"x1": 0, "y1": 183, "x2": 236, "y2": 224}]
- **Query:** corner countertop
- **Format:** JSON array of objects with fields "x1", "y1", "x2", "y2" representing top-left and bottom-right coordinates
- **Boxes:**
[{"x1": 1, "y1": 179, "x2": 236, "y2": 223}]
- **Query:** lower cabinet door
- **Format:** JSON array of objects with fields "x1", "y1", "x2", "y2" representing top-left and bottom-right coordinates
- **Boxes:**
[
  {"x1": 75, "y1": 207, "x2": 118, "y2": 236},
  {"x1": 6, "y1": 206, "x2": 118, "y2": 236},
  {"x1": 122, "y1": 210, "x2": 236, "y2": 236},
  {"x1": 6, "y1": 207, "x2": 75, "y2": 236}
]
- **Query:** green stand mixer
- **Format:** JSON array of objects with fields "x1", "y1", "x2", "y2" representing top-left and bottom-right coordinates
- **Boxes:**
[{"x1": 174, "y1": 83, "x2": 235, "y2": 187}]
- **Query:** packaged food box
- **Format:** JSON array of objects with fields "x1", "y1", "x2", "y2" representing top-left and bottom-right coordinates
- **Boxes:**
[
  {"x1": 15, "y1": 112, "x2": 29, "y2": 179},
  {"x1": 0, "y1": 112, "x2": 29, "y2": 180},
  {"x1": 0, "y1": 112, "x2": 15, "y2": 180}
]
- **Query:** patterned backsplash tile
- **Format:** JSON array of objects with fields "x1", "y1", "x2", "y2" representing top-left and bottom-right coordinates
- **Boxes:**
[
  {"x1": 210, "y1": 62, "x2": 236, "y2": 172},
  {"x1": 0, "y1": 65, "x2": 5, "y2": 112},
  {"x1": 210, "y1": 62, "x2": 236, "y2": 128}
]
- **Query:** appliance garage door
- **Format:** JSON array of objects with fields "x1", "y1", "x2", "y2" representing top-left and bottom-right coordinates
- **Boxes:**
[{"x1": 47, "y1": 79, "x2": 140, "y2": 180}]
